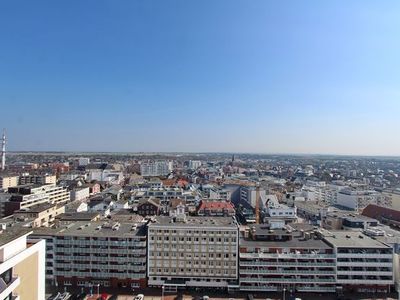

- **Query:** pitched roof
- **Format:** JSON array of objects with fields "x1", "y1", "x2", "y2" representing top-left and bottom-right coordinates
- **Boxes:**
[
  {"x1": 198, "y1": 200, "x2": 235, "y2": 212},
  {"x1": 362, "y1": 204, "x2": 400, "y2": 223}
]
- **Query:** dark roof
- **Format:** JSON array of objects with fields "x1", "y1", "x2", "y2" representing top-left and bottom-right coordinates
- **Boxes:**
[
  {"x1": 0, "y1": 226, "x2": 32, "y2": 248},
  {"x1": 14, "y1": 202, "x2": 57, "y2": 214},
  {"x1": 56, "y1": 212, "x2": 100, "y2": 221}
]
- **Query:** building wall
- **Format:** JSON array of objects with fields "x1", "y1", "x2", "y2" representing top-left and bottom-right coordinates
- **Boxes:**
[
  {"x1": 0, "y1": 176, "x2": 19, "y2": 190},
  {"x1": 148, "y1": 223, "x2": 239, "y2": 288},
  {"x1": 0, "y1": 236, "x2": 45, "y2": 300},
  {"x1": 13, "y1": 252, "x2": 40, "y2": 300}
]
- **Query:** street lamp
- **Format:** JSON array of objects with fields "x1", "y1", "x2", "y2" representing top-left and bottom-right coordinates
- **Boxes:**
[
  {"x1": 283, "y1": 288, "x2": 286, "y2": 300},
  {"x1": 97, "y1": 284, "x2": 100, "y2": 297},
  {"x1": 162, "y1": 285, "x2": 165, "y2": 300}
]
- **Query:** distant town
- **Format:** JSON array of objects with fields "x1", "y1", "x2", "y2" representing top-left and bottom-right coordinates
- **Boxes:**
[{"x1": 2, "y1": 132, "x2": 400, "y2": 300}]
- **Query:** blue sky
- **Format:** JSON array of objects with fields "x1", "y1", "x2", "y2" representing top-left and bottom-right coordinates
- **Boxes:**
[{"x1": 1, "y1": 1, "x2": 400, "y2": 155}]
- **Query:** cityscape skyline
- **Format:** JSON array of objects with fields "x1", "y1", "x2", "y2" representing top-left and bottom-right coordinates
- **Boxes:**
[{"x1": 1, "y1": 1, "x2": 400, "y2": 155}]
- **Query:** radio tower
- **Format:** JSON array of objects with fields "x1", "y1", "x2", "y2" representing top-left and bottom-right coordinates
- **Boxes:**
[{"x1": 1, "y1": 129, "x2": 6, "y2": 171}]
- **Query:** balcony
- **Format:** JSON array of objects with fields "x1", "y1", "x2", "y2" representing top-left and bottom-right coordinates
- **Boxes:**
[
  {"x1": 240, "y1": 277, "x2": 336, "y2": 283},
  {"x1": 0, "y1": 277, "x2": 21, "y2": 300},
  {"x1": 239, "y1": 285, "x2": 278, "y2": 292},
  {"x1": 240, "y1": 253, "x2": 335, "y2": 259},
  {"x1": 296, "y1": 286, "x2": 336, "y2": 292},
  {"x1": 240, "y1": 269, "x2": 335, "y2": 275},
  {"x1": 240, "y1": 261, "x2": 335, "y2": 267}
]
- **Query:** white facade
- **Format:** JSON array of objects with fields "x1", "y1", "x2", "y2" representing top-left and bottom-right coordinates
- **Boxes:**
[
  {"x1": 87, "y1": 169, "x2": 123, "y2": 184},
  {"x1": 323, "y1": 231, "x2": 393, "y2": 293},
  {"x1": 188, "y1": 160, "x2": 202, "y2": 170},
  {"x1": 337, "y1": 189, "x2": 385, "y2": 211},
  {"x1": 70, "y1": 187, "x2": 90, "y2": 202},
  {"x1": 240, "y1": 186, "x2": 266, "y2": 208},
  {"x1": 140, "y1": 161, "x2": 172, "y2": 177},
  {"x1": 78, "y1": 157, "x2": 90, "y2": 166},
  {"x1": 148, "y1": 216, "x2": 239, "y2": 289},
  {"x1": 0, "y1": 231, "x2": 45, "y2": 300}
]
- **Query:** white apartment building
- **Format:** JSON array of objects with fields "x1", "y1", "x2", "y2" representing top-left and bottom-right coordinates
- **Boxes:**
[
  {"x1": 148, "y1": 213, "x2": 239, "y2": 291},
  {"x1": 70, "y1": 187, "x2": 90, "y2": 202},
  {"x1": 32, "y1": 220, "x2": 147, "y2": 289},
  {"x1": 323, "y1": 231, "x2": 393, "y2": 293},
  {"x1": 240, "y1": 186, "x2": 266, "y2": 208},
  {"x1": 261, "y1": 195, "x2": 296, "y2": 227},
  {"x1": 188, "y1": 160, "x2": 202, "y2": 170},
  {"x1": 337, "y1": 189, "x2": 387, "y2": 211},
  {"x1": 302, "y1": 181, "x2": 347, "y2": 205},
  {"x1": 87, "y1": 169, "x2": 123, "y2": 184},
  {"x1": 78, "y1": 157, "x2": 90, "y2": 166},
  {"x1": 239, "y1": 225, "x2": 336, "y2": 293},
  {"x1": 140, "y1": 161, "x2": 172, "y2": 177},
  {"x1": 3, "y1": 184, "x2": 70, "y2": 217},
  {"x1": 0, "y1": 227, "x2": 45, "y2": 300}
]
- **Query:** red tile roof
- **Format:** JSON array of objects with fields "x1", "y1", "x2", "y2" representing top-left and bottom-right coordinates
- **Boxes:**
[{"x1": 198, "y1": 200, "x2": 235, "y2": 212}]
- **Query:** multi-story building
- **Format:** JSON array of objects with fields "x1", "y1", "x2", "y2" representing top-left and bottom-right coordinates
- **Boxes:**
[
  {"x1": 147, "y1": 212, "x2": 239, "y2": 291},
  {"x1": 238, "y1": 224, "x2": 337, "y2": 293},
  {"x1": 19, "y1": 174, "x2": 57, "y2": 185},
  {"x1": 261, "y1": 195, "x2": 297, "y2": 227},
  {"x1": 197, "y1": 200, "x2": 235, "y2": 217},
  {"x1": 0, "y1": 174, "x2": 19, "y2": 190},
  {"x1": 0, "y1": 227, "x2": 45, "y2": 300},
  {"x1": 322, "y1": 231, "x2": 393, "y2": 293},
  {"x1": 140, "y1": 161, "x2": 172, "y2": 177},
  {"x1": 240, "y1": 186, "x2": 266, "y2": 208},
  {"x1": 2, "y1": 191, "x2": 49, "y2": 217},
  {"x1": 86, "y1": 163, "x2": 124, "y2": 184},
  {"x1": 78, "y1": 158, "x2": 90, "y2": 166},
  {"x1": 188, "y1": 160, "x2": 202, "y2": 170},
  {"x1": 337, "y1": 189, "x2": 387, "y2": 212},
  {"x1": 32, "y1": 220, "x2": 147, "y2": 289},
  {"x1": 13, "y1": 202, "x2": 65, "y2": 227},
  {"x1": 3, "y1": 184, "x2": 70, "y2": 217},
  {"x1": 70, "y1": 187, "x2": 90, "y2": 202}
]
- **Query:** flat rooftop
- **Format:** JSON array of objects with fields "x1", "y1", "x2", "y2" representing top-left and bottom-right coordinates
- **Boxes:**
[
  {"x1": 323, "y1": 231, "x2": 390, "y2": 248},
  {"x1": 55, "y1": 212, "x2": 100, "y2": 221},
  {"x1": 151, "y1": 216, "x2": 237, "y2": 227},
  {"x1": 14, "y1": 202, "x2": 57, "y2": 213},
  {"x1": 240, "y1": 226, "x2": 331, "y2": 249},
  {"x1": 33, "y1": 220, "x2": 146, "y2": 237},
  {"x1": 0, "y1": 226, "x2": 32, "y2": 248}
]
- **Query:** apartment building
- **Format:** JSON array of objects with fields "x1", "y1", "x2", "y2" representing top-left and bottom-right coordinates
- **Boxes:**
[
  {"x1": 238, "y1": 224, "x2": 336, "y2": 293},
  {"x1": 140, "y1": 161, "x2": 172, "y2": 177},
  {"x1": 323, "y1": 231, "x2": 393, "y2": 293},
  {"x1": 13, "y1": 202, "x2": 65, "y2": 227},
  {"x1": 9, "y1": 184, "x2": 70, "y2": 205},
  {"x1": 3, "y1": 191, "x2": 49, "y2": 217},
  {"x1": 19, "y1": 174, "x2": 57, "y2": 185},
  {"x1": 70, "y1": 187, "x2": 90, "y2": 202},
  {"x1": 0, "y1": 227, "x2": 45, "y2": 300},
  {"x1": 337, "y1": 189, "x2": 387, "y2": 212},
  {"x1": 147, "y1": 212, "x2": 239, "y2": 291},
  {"x1": 240, "y1": 186, "x2": 266, "y2": 208},
  {"x1": 0, "y1": 174, "x2": 18, "y2": 190},
  {"x1": 32, "y1": 220, "x2": 147, "y2": 289},
  {"x1": 188, "y1": 160, "x2": 202, "y2": 170}
]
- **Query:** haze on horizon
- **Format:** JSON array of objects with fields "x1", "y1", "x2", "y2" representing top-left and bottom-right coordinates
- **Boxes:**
[{"x1": 1, "y1": 1, "x2": 400, "y2": 156}]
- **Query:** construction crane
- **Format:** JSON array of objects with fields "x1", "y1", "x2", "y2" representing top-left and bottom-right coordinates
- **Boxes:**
[{"x1": 255, "y1": 182, "x2": 261, "y2": 224}]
